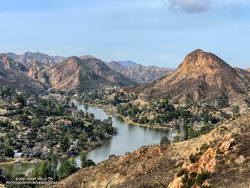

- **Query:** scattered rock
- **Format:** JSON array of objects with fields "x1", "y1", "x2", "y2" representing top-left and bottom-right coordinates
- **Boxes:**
[
  {"x1": 219, "y1": 137, "x2": 237, "y2": 152},
  {"x1": 167, "y1": 177, "x2": 183, "y2": 188},
  {"x1": 235, "y1": 155, "x2": 246, "y2": 165}
]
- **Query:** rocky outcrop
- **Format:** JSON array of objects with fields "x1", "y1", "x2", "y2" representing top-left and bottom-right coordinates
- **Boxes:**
[
  {"x1": 27, "y1": 60, "x2": 50, "y2": 86},
  {"x1": 0, "y1": 54, "x2": 28, "y2": 72},
  {"x1": 0, "y1": 54, "x2": 47, "y2": 92}
]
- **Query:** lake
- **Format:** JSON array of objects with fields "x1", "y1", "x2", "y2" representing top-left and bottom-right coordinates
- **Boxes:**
[{"x1": 77, "y1": 105, "x2": 176, "y2": 163}]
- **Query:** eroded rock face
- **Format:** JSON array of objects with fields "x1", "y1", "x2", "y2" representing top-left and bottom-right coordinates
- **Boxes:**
[
  {"x1": 27, "y1": 60, "x2": 50, "y2": 86},
  {"x1": 0, "y1": 54, "x2": 47, "y2": 92},
  {"x1": 198, "y1": 148, "x2": 216, "y2": 173},
  {"x1": 0, "y1": 54, "x2": 28, "y2": 72}
]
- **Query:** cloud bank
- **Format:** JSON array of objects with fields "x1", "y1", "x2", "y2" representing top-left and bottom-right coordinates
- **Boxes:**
[{"x1": 168, "y1": 0, "x2": 212, "y2": 13}]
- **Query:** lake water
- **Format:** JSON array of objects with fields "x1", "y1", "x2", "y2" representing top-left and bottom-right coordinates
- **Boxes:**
[{"x1": 77, "y1": 105, "x2": 176, "y2": 163}]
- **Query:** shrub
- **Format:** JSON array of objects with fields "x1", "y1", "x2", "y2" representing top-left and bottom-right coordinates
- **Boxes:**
[
  {"x1": 82, "y1": 159, "x2": 95, "y2": 167},
  {"x1": 58, "y1": 158, "x2": 78, "y2": 179},
  {"x1": 177, "y1": 168, "x2": 188, "y2": 177},
  {"x1": 189, "y1": 154, "x2": 198, "y2": 163},
  {"x1": 196, "y1": 172, "x2": 210, "y2": 186},
  {"x1": 200, "y1": 143, "x2": 209, "y2": 152},
  {"x1": 190, "y1": 172, "x2": 197, "y2": 178},
  {"x1": 160, "y1": 136, "x2": 170, "y2": 144},
  {"x1": 80, "y1": 152, "x2": 87, "y2": 167}
]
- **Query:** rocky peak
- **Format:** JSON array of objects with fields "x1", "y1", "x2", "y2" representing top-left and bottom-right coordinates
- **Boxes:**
[
  {"x1": 176, "y1": 49, "x2": 234, "y2": 76},
  {"x1": 137, "y1": 49, "x2": 250, "y2": 106},
  {"x1": 79, "y1": 55, "x2": 98, "y2": 60},
  {"x1": 66, "y1": 56, "x2": 81, "y2": 64}
]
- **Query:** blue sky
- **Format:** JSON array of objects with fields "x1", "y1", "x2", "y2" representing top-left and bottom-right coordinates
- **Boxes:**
[{"x1": 0, "y1": 0, "x2": 249, "y2": 68}]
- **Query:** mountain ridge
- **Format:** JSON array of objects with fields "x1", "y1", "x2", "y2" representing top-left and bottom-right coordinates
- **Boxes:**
[
  {"x1": 46, "y1": 56, "x2": 137, "y2": 91},
  {"x1": 107, "y1": 61, "x2": 174, "y2": 83},
  {"x1": 5, "y1": 51, "x2": 66, "y2": 65}
]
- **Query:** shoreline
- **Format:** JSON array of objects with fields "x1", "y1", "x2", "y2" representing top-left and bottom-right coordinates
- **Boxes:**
[{"x1": 82, "y1": 102, "x2": 170, "y2": 130}]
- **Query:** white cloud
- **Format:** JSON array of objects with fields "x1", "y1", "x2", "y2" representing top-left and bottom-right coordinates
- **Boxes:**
[{"x1": 168, "y1": 0, "x2": 212, "y2": 13}]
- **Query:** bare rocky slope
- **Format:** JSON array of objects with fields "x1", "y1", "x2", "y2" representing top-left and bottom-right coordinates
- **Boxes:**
[
  {"x1": 135, "y1": 49, "x2": 250, "y2": 108},
  {"x1": 0, "y1": 54, "x2": 138, "y2": 92},
  {"x1": 51, "y1": 111, "x2": 250, "y2": 188},
  {"x1": 0, "y1": 54, "x2": 47, "y2": 92},
  {"x1": 46, "y1": 56, "x2": 137, "y2": 91},
  {"x1": 5, "y1": 51, "x2": 66, "y2": 65},
  {"x1": 27, "y1": 60, "x2": 51, "y2": 87},
  {"x1": 107, "y1": 61, "x2": 173, "y2": 83}
]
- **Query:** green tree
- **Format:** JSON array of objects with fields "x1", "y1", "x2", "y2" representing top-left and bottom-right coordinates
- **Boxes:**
[
  {"x1": 84, "y1": 104, "x2": 89, "y2": 112},
  {"x1": 58, "y1": 158, "x2": 78, "y2": 179},
  {"x1": 232, "y1": 105, "x2": 240, "y2": 118},
  {"x1": 15, "y1": 94, "x2": 26, "y2": 107},
  {"x1": 55, "y1": 104, "x2": 64, "y2": 115},
  {"x1": 60, "y1": 136, "x2": 70, "y2": 152},
  {"x1": 80, "y1": 151, "x2": 87, "y2": 167},
  {"x1": 160, "y1": 136, "x2": 170, "y2": 144},
  {"x1": 31, "y1": 116, "x2": 45, "y2": 128},
  {"x1": 33, "y1": 161, "x2": 50, "y2": 177},
  {"x1": 77, "y1": 134, "x2": 88, "y2": 149},
  {"x1": 4, "y1": 147, "x2": 14, "y2": 158}
]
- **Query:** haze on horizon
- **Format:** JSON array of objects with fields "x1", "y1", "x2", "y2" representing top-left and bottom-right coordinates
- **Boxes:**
[{"x1": 0, "y1": 0, "x2": 249, "y2": 68}]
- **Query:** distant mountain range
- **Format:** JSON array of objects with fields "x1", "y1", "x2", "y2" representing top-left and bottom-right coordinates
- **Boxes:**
[
  {"x1": 115, "y1": 60, "x2": 139, "y2": 67},
  {"x1": 107, "y1": 61, "x2": 174, "y2": 83},
  {"x1": 0, "y1": 52, "x2": 137, "y2": 92},
  {"x1": 133, "y1": 49, "x2": 250, "y2": 107},
  {"x1": 3, "y1": 51, "x2": 174, "y2": 85},
  {"x1": 5, "y1": 52, "x2": 66, "y2": 65},
  {"x1": 1, "y1": 50, "x2": 249, "y2": 104}
]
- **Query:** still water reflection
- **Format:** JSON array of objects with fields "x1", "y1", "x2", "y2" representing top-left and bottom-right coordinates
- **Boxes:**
[{"x1": 77, "y1": 105, "x2": 174, "y2": 163}]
